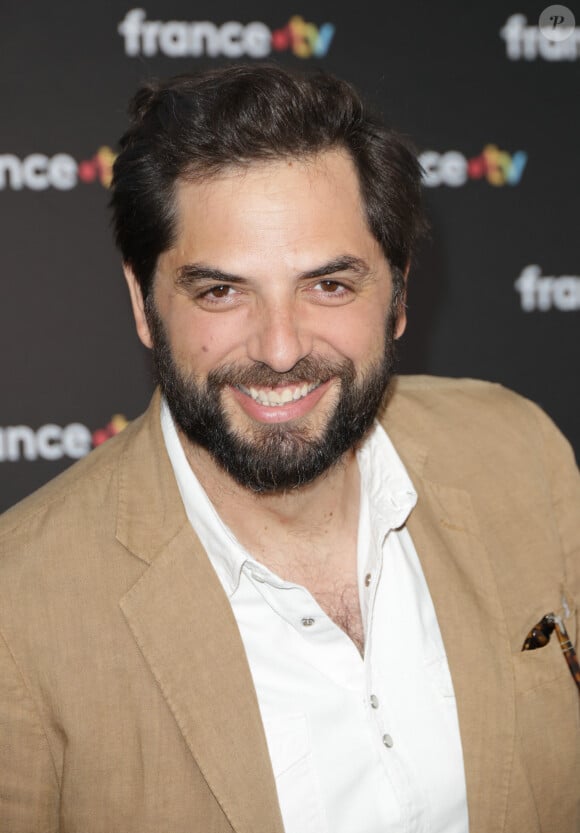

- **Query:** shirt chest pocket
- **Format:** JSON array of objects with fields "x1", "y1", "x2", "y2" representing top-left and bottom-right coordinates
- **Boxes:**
[{"x1": 262, "y1": 713, "x2": 326, "y2": 833}]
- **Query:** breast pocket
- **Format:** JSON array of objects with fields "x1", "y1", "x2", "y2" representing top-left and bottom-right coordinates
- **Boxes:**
[
  {"x1": 261, "y1": 713, "x2": 326, "y2": 833},
  {"x1": 512, "y1": 605, "x2": 580, "y2": 831},
  {"x1": 514, "y1": 603, "x2": 578, "y2": 695}
]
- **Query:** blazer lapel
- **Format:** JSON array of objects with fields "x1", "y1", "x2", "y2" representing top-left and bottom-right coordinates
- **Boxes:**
[
  {"x1": 116, "y1": 395, "x2": 285, "y2": 833},
  {"x1": 405, "y1": 462, "x2": 515, "y2": 833}
]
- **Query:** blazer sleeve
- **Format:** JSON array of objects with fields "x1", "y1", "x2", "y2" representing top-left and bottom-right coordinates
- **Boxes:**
[{"x1": 0, "y1": 628, "x2": 60, "y2": 833}]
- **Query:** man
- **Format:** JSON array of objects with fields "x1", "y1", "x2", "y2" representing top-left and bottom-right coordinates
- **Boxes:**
[{"x1": 0, "y1": 65, "x2": 578, "y2": 833}]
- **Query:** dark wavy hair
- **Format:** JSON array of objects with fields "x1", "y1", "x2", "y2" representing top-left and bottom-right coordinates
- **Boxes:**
[{"x1": 110, "y1": 64, "x2": 426, "y2": 300}]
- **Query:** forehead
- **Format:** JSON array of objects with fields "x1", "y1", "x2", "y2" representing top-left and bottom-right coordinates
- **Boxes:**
[{"x1": 166, "y1": 150, "x2": 381, "y2": 271}]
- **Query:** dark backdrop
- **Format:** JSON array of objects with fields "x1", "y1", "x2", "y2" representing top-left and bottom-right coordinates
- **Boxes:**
[{"x1": 1, "y1": 0, "x2": 578, "y2": 511}]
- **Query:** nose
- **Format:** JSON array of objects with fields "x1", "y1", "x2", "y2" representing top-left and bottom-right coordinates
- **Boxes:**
[{"x1": 247, "y1": 298, "x2": 312, "y2": 373}]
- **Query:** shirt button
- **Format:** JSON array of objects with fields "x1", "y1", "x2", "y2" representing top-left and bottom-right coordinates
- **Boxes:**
[
  {"x1": 382, "y1": 733, "x2": 394, "y2": 748},
  {"x1": 364, "y1": 573, "x2": 372, "y2": 587},
  {"x1": 370, "y1": 694, "x2": 379, "y2": 709},
  {"x1": 301, "y1": 617, "x2": 315, "y2": 627}
]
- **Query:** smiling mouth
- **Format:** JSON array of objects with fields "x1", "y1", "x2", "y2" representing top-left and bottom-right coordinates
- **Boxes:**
[{"x1": 236, "y1": 381, "x2": 321, "y2": 407}]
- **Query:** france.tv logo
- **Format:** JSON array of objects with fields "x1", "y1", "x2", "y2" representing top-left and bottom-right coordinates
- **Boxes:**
[
  {"x1": 118, "y1": 9, "x2": 336, "y2": 58},
  {"x1": 420, "y1": 144, "x2": 528, "y2": 187},
  {"x1": 0, "y1": 414, "x2": 128, "y2": 462},
  {"x1": 0, "y1": 146, "x2": 117, "y2": 191}
]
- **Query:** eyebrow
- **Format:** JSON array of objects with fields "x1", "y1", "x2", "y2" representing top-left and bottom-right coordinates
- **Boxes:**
[{"x1": 175, "y1": 255, "x2": 370, "y2": 288}]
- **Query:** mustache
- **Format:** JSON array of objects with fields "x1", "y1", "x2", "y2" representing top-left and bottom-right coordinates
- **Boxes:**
[{"x1": 206, "y1": 355, "x2": 356, "y2": 389}]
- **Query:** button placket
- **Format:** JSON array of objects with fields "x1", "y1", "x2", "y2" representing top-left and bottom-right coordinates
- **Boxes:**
[{"x1": 365, "y1": 557, "x2": 398, "y2": 757}]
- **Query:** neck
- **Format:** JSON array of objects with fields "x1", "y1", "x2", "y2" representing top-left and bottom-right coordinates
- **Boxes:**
[{"x1": 179, "y1": 430, "x2": 361, "y2": 568}]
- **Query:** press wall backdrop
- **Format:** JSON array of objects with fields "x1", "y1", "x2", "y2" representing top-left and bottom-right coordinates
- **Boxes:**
[{"x1": 1, "y1": 0, "x2": 579, "y2": 511}]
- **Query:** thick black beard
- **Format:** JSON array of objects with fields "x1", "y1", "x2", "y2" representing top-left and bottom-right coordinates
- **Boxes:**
[{"x1": 147, "y1": 304, "x2": 397, "y2": 493}]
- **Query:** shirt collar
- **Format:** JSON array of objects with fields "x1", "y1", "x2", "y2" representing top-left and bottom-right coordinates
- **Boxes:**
[
  {"x1": 160, "y1": 398, "x2": 417, "y2": 597},
  {"x1": 355, "y1": 420, "x2": 417, "y2": 537},
  {"x1": 160, "y1": 397, "x2": 249, "y2": 595}
]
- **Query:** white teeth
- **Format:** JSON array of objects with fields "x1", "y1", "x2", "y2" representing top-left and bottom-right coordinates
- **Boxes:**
[{"x1": 239, "y1": 382, "x2": 319, "y2": 406}]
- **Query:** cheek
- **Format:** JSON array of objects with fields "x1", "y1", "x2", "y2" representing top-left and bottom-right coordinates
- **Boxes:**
[
  {"x1": 169, "y1": 308, "x2": 246, "y2": 371},
  {"x1": 323, "y1": 304, "x2": 388, "y2": 363}
]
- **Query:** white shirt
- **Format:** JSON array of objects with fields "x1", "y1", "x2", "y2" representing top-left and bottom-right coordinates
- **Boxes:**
[{"x1": 161, "y1": 400, "x2": 468, "y2": 833}]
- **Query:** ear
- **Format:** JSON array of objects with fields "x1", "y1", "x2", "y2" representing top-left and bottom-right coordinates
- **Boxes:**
[
  {"x1": 123, "y1": 265, "x2": 153, "y2": 349},
  {"x1": 394, "y1": 262, "x2": 410, "y2": 340}
]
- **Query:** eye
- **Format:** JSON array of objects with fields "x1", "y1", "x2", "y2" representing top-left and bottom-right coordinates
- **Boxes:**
[
  {"x1": 309, "y1": 279, "x2": 352, "y2": 303},
  {"x1": 204, "y1": 284, "x2": 234, "y2": 299},
  {"x1": 317, "y1": 280, "x2": 343, "y2": 293},
  {"x1": 194, "y1": 284, "x2": 242, "y2": 308}
]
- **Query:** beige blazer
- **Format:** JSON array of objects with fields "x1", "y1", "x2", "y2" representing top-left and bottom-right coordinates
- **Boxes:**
[{"x1": 1, "y1": 376, "x2": 579, "y2": 833}]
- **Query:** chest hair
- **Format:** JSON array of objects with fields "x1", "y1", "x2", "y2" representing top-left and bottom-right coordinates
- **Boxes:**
[
  {"x1": 309, "y1": 581, "x2": 365, "y2": 656},
  {"x1": 257, "y1": 532, "x2": 364, "y2": 653}
]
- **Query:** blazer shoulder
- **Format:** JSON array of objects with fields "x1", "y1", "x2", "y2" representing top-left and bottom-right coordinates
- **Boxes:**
[
  {"x1": 383, "y1": 374, "x2": 577, "y2": 484},
  {"x1": 389, "y1": 373, "x2": 526, "y2": 408},
  {"x1": 386, "y1": 373, "x2": 561, "y2": 435}
]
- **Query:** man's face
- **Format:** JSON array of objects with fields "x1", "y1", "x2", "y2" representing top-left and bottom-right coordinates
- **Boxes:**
[{"x1": 126, "y1": 150, "x2": 406, "y2": 492}]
